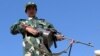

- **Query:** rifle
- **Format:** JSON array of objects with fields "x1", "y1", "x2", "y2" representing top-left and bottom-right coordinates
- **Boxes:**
[{"x1": 52, "y1": 35, "x2": 94, "y2": 56}]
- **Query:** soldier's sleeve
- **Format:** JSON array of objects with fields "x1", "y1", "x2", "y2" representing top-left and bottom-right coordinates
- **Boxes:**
[
  {"x1": 47, "y1": 23, "x2": 57, "y2": 33},
  {"x1": 38, "y1": 19, "x2": 58, "y2": 33},
  {"x1": 46, "y1": 20, "x2": 59, "y2": 48},
  {"x1": 10, "y1": 19, "x2": 26, "y2": 35}
]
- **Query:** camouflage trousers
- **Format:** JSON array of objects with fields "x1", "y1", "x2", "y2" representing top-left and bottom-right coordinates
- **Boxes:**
[{"x1": 23, "y1": 36, "x2": 52, "y2": 56}]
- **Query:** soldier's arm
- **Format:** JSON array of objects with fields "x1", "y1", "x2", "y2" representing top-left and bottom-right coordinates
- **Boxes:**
[
  {"x1": 47, "y1": 22, "x2": 64, "y2": 41},
  {"x1": 10, "y1": 19, "x2": 39, "y2": 36},
  {"x1": 38, "y1": 19, "x2": 64, "y2": 41},
  {"x1": 10, "y1": 24, "x2": 21, "y2": 35},
  {"x1": 10, "y1": 19, "x2": 25, "y2": 35}
]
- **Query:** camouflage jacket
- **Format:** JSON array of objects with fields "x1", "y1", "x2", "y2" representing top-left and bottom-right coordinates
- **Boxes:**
[{"x1": 10, "y1": 17, "x2": 57, "y2": 56}]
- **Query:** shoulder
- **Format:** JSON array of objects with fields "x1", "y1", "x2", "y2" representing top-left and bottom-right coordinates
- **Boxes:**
[
  {"x1": 37, "y1": 18, "x2": 45, "y2": 22},
  {"x1": 37, "y1": 18, "x2": 51, "y2": 25},
  {"x1": 18, "y1": 19, "x2": 28, "y2": 24},
  {"x1": 19, "y1": 19, "x2": 27, "y2": 22}
]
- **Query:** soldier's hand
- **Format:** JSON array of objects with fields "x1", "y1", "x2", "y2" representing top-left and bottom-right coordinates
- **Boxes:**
[
  {"x1": 55, "y1": 34, "x2": 65, "y2": 41},
  {"x1": 20, "y1": 23, "x2": 39, "y2": 36},
  {"x1": 25, "y1": 26, "x2": 39, "y2": 36}
]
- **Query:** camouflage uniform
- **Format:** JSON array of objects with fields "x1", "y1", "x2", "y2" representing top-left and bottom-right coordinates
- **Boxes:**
[{"x1": 10, "y1": 17, "x2": 57, "y2": 56}]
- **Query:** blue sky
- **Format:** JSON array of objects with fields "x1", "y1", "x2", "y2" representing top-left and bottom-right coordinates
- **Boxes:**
[{"x1": 0, "y1": 0, "x2": 100, "y2": 56}]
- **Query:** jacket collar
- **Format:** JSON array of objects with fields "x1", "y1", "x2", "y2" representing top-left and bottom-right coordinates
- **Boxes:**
[{"x1": 28, "y1": 16, "x2": 38, "y2": 20}]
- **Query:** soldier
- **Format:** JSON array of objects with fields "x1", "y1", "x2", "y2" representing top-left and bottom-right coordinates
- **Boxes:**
[{"x1": 10, "y1": 2, "x2": 64, "y2": 56}]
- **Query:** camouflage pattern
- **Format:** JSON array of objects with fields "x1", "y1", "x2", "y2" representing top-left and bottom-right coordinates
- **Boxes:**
[{"x1": 10, "y1": 17, "x2": 57, "y2": 56}]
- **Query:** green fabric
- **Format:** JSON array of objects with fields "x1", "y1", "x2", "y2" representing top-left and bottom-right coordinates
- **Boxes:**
[
  {"x1": 10, "y1": 19, "x2": 27, "y2": 35},
  {"x1": 10, "y1": 17, "x2": 56, "y2": 56}
]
